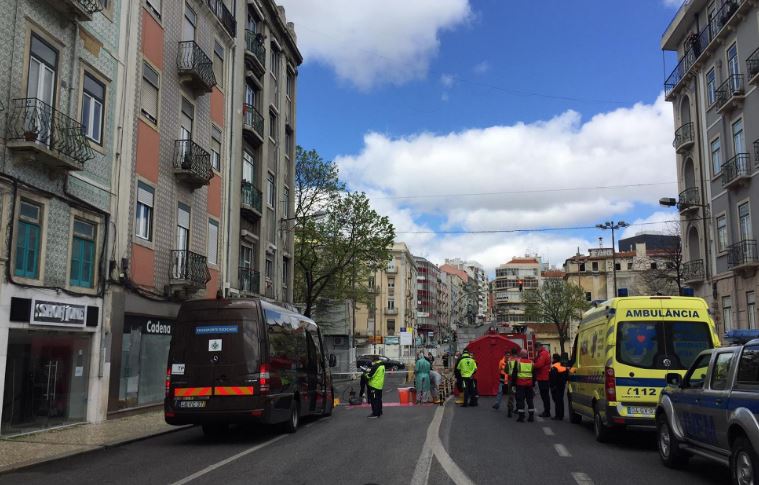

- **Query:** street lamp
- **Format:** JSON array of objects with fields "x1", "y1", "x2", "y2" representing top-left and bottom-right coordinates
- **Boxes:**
[{"x1": 596, "y1": 221, "x2": 629, "y2": 298}]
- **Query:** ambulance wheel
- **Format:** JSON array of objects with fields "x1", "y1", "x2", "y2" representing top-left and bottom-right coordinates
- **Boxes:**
[
  {"x1": 658, "y1": 416, "x2": 688, "y2": 468},
  {"x1": 283, "y1": 400, "x2": 300, "y2": 433},
  {"x1": 731, "y1": 436, "x2": 757, "y2": 485},
  {"x1": 201, "y1": 423, "x2": 228, "y2": 438},
  {"x1": 593, "y1": 405, "x2": 612, "y2": 443},
  {"x1": 568, "y1": 398, "x2": 582, "y2": 424}
]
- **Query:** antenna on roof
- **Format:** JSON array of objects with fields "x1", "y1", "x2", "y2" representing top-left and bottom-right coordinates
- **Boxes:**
[{"x1": 598, "y1": 237, "x2": 603, "y2": 248}]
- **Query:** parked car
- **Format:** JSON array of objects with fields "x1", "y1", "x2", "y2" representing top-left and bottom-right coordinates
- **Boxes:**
[
  {"x1": 656, "y1": 330, "x2": 759, "y2": 483},
  {"x1": 356, "y1": 355, "x2": 405, "y2": 371}
]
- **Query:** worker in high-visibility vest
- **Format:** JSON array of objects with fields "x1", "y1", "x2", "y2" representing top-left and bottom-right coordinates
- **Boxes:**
[
  {"x1": 366, "y1": 358, "x2": 385, "y2": 418},
  {"x1": 492, "y1": 349, "x2": 510, "y2": 411},
  {"x1": 505, "y1": 347, "x2": 519, "y2": 418},
  {"x1": 456, "y1": 350, "x2": 478, "y2": 407},
  {"x1": 511, "y1": 349, "x2": 535, "y2": 422},
  {"x1": 549, "y1": 353, "x2": 569, "y2": 421}
]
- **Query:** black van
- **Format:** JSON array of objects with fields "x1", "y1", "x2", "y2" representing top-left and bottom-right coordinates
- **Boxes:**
[{"x1": 164, "y1": 298, "x2": 336, "y2": 435}]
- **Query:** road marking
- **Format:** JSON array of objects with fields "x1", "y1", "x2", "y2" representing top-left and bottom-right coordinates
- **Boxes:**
[
  {"x1": 572, "y1": 472, "x2": 595, "y2": 485},
  {"x1": 542, "y1": 426, "x2": 555, "y2": 436},
  {"x1": 169, "y1": 434, "x2": 287, "y2": 485},
  {"x1": 411, "y1": 398, "x2": 475, "y2": 485},
  {"x1": 554, "y1": 444, "x2": 572, "y2": 457}
]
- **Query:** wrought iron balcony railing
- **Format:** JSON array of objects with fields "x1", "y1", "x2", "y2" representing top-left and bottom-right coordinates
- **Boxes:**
[
  {"x1": 173, "y1": 139, "x2": 213, "y2": 188},
  {"x1": 727, "y1": 240, "x2": 759, "y2": 269},
  {"x1": 673, "y1": 122, "x2": 694, "y2": 152},
  {"x1": 748, "y1": 47, "x2": 759, "y2": 82},
  {"x1": 245, "y1": 30, "x2": 266, "y2": 72},
  {"x1": 206, "y1": 0, "x2": 236, "y2": 37},
  {"x1": 6, "y1": 98, "x2": 94, "y2": 169},
  {"x1": 45, "y1": 0, "x2": 102, "y2": 20},
  {"x1": 683, "y1": 259, "x2": 705, "y2": 283},
  {"x1": 170, "y1": 250, "x2": 210, "y2": 288},
  {"x1": 243, "y1": 104, "x2": 264, "y2": 142},
  {"x1": 239, "y1": 267, "x2": 260, "y2": 294},
  {"x1": 677, "y1": 186, "x2": 701, "y2": 212},
  {"x1": 177, "y1": 41, "x2": 216, "y2": 93},
  {"x1": 715, "y1": 74, "x2": 745, "y2": 112},
  {"x1": 241, "y1": 181, "x2": 263, "y2": 218},
  {"x1": 721, "y1": 153, "x2": 751, "y2": 189}
]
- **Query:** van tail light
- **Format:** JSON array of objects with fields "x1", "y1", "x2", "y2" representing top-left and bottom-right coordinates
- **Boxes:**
[
  {"x1": 605, "y1": 367, "x2": 616, "y2": 402},
  {"x1": 259, "y1": 363, "x2": 270, "y2": 394},
  {"x1": 165, "y1": 367, "x2": 171, "y2": 398}
]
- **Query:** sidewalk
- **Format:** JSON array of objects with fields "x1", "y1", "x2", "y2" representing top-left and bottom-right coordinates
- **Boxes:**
[{"x1": 0, "y1": 409, "x2": 189, "y2": 474}]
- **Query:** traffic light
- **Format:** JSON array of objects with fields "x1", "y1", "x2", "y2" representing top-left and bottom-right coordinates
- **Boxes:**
[{"x1": 518, "y1": 280, "x2": 523, "y2": 292}]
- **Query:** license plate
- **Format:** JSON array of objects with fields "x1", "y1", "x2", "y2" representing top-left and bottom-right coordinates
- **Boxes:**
[
  {"x1": 627, "y1": 406, "x2": 654, "y2": 416},
  {"x1": 178, "y1": 400, "x2": 207, "y2": 409}
]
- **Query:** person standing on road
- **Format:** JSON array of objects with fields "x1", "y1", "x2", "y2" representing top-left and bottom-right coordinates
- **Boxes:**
[
  {"x1": 492, "y1": 349, "x2": 510, "y2": 411},
  {"x1": 457, "y1": 350, "x2": 478, "y2": 407},
  {"x1": 505, "y1": 347, "x2": 518, "y2": 418},
  {"x1": 453, "y1": 351, "x2": 463, "y2": 392},
  {"x1": 534, "y1": 343, "x2": 552, "y2": 418},
  {"x1": 429, "y1": 369, "x2": 442, "y2": 404},
  {"x1": 366, "y1": 357, "x2": 386, "y2": 418},
  {"x1": 549, "y1": 353, "x2": 569, "y2": 421},
  {"x1": 511, "y1": 350, "x2": 535, "y2": 422},
  {"x1": 415, "y1": 353, "x2": 432, "y2": 403}
]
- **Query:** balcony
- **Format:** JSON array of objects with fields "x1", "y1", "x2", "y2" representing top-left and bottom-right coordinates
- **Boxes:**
[
  {"x1": 386, "y1": 265, "x2": 398, "y2": 274},
  {"x1": 677, "y1": 186, "x2": 701, "y2": 214},
  {"x1": 44, "y1": 0, "x2": 102, "y2": 21},
  {"x1": 173, "y1": 140, "x2": 213, "y2": 189},
  {"x1": 242, "y1": 104, "x2": 264, "y2": 146},
  {"x1": 721, "y1": 153, "x2": 751, "y2": 189},
  {"x1": 239, "y1": 267, "x2": 260, "y2": 295},
  {"x1": 240, "y1": 181, "x2": 263, "y2": 220},
  {"x1": 6, "y1": 98, "x2": 93, "y2": 171},
  {"x1": 748, "y1": 47, "x2": 759, "y2": 85},
  {"x1": 170, "y1": 250, "x2": 210, "y2": 290},
  {"x1": 245, "y1": 31, "x2": 266, "y2": 77},
  {"x1": 206, "y1": 0, "x2": 236, "y2": 37},
  {"x1": 177, "y1": 41, "x2": 216, "y2": 94},
  {"x1": 727, "y1": 240, "x2": 759, "y2": 271},
  {"x1": 673, "y1": 122, "x2": 694, "y2": 153},
  {"x1": 683, "y1": 259, "x2": 705, "y2": 284},
  {"x1": 715, "y1": 74, "x2": 745, "y2": 113},
  {"x1": 384, "y1": 308, "x2": 398, "y2": 316}
]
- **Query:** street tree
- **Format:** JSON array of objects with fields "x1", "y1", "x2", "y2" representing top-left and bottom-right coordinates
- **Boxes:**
[
  {"x1": 636, "y1": 223, "x2": 683, "y2": 296},
  {"x1": 524, "y1": 279, "x2": 589, "y2": 354}
]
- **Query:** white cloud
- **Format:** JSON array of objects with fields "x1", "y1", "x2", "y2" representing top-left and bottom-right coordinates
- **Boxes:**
[
  {"x1": 277, "y1": 0, "x2": 472, "y2": 89},
  {"x1": 440, "y1": 74, "x2": 455, "y2": 88},
  {"x1": 619, "y1": 211, "x2": 680, "y2": 240},
  {"x1": 662, "y1": 0, "x2": 682, "y2": 7},
  {"x1": 335, "y1": 95, "x2": 679, "y2": 274},
  {"x1": 473, "y1": 61, "x2": 490, "y2": 74}
]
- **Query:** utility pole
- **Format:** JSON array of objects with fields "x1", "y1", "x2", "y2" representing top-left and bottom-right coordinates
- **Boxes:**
[{"x1": 596, "y1": 221, "x2": 629, "y2": 298}]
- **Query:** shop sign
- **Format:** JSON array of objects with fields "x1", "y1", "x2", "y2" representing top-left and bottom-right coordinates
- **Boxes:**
[
  {"x1": 145, "y1": 320, "x2": 172, "y2": 335},
  {"x1": 32, "y1": 299, "x2": 86, "y2": 327},
  {"x1": 125, "y1": 315, "x2": 175, "y2": 335},
  {"x1": 385, "y1": 336, "x2": 400, "y2": 345}
]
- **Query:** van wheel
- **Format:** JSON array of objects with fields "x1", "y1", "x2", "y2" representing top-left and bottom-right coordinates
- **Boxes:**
[
  {"x1": 593, "y1": 405, "x2": 612, "y2": 443},
  {"x1": 657, "y1": 416, "x2": 688, "y2": 468},
  {"x1": 202, "y1": 423, "x2": 228, "y2": 438},
  {"x1": 283, "y1": 400, "x2": 299, "y2": 433},
  {"x1": 568, "y1": 397, "x2": 582, "y2": 424},
  {"x1": 324, "y1": 387, "x2": 334, "y2": 416},
  {"x1": 731, "y1": 436, "x2": 757, "y2": 485}
]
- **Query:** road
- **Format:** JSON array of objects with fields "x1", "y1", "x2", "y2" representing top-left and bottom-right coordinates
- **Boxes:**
[{"x1": 0, "y1": 378, "x2": 732, "y2": 485}]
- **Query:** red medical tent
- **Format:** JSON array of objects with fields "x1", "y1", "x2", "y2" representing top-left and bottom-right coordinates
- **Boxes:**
[{"x1": 465, "y1": 334, "x2": 522, "y2": 396}]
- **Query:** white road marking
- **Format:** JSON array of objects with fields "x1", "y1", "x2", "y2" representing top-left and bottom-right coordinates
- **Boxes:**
[
  {"x1": 411, "y1": 398, "x2": 475, "y2": 485},
  {"x1": 542, "y1": 426, "x2": 555, "y2": 436},
  {"x1": 554, "y1": 444, "x2": 572, "y2": 457},
  {"x1": 572, "y1": 472, "x2": 595, "y2": 485},
  {"x1": 169, "y1": 434, "x2": 287, "y2": 485}
]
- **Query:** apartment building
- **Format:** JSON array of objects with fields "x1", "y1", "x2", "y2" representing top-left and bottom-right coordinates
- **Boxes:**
[
  {"x1": 0, "y1": 0, "x2": 122, "y2": 435},
  {"x1": 662, "y1": 0, "x2": 759, "y2": 331},
  {"x1": 415, "y1": 256, "x2": 440, "y2": 346},
  {"x1": 493, "y1": 257, "x2": 543, "y2": 322},
  {"x1": 445, "y1": 257, "x2": 488, "y2": 321},
  {"x1": 436, "y1": 272, "x2": 451, "y2": 343},
  {"x1": 439, "y1": 263, "x2": 478, "y2": 327}
]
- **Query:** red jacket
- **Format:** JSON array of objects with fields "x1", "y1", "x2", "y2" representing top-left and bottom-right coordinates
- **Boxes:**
[{"x1": 534, "y1": 348, "x2": 551, "y2": 381}]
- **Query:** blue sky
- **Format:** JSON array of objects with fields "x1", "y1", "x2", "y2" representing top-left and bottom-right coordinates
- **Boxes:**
[{"x1": 279, "y1": 0, "x2": 684, "y2": 274}]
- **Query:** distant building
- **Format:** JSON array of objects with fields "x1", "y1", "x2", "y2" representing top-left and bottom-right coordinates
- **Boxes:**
[
  {"x1": 445, "y1": 258, "x2": 488, "y2": 321},
  {"x1": 618, "y1": 233, "x2": 679, "y2": 252},
  {"x1": 494, "y1": 257, "x2": 543, "y2": 322}
]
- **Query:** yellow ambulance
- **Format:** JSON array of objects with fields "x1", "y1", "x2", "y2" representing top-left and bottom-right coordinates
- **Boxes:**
[{"x1": 567, "y1": 296, "x2": 719, "y2": 442}]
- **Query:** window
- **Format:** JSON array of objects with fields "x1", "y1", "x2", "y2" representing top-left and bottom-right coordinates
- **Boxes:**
[
  {"x1": 267, "y1": 173, "x2": 275, "y2": 207},
  {"x1": 614, "y1": 262, "x2": 621, "y2": 270},
  {"x1": 270, "y1": 45, "x2": 280, "y2": 78},
  {"x1": 683, "y1": 353, "x2": 711, "y2": 389},
  {"x1": 15, "y1": 200, "x2": 42, "y2": 279},
  {"x1": 70, "y1": 219, "x2": 96, "y2": 288},
  {"x1": 182, "y1": 3, "x2": 196, "y2": 41},
  {"x1": 265, "y1": 255, "x2": 273, "y2": 280},
  {"x1": 141, "y1": 62, "x2": 159, "y2": 124},
  {"x1": 387, "y1": 299, "x2": 395, "y2": 310},
  {"x1": 706, "y1": 68, "x2": 716, "y2": 105},
  {"x1": 135, "y1": 182, "x2": 154, "y2": 241},
  {"x1": 739, "y1": 202, "x2": 752, "y2": 242},
  {"x1": 616, "y1": 321, "x2": 712, "y2": 370},
  {"x1": 146, "y1": 0, "x2": 161, "y2": 18},
  {"x1": 711, "y1": 137, "x2": 721, "y2": 176},
  {"x1": 711, "y1": 352, "x2": 734, "y2": 391},
  {"x1": 180, "y1": 97, "x2": 193, "y2": 140},
  {"x1": 282, "y1": 257, "x2": 289, "y2": 289},
  {"x1": 27, "y1": 35, "x2": 57, "y2": 142},
  {"x1": 717, "y1": 215, "x2": 728, "y2": 251},
  {"x1": 243, "y1": 151, "x2": 255, "y2": 183},
  {"x1": 579, "y1": 263, "x2": 586, "y2": 272},
  {"x1": 723, "y1": 296, "x2": 733, "y2": 331},
  {"x1": 749, "y1": 292, "x2": 757, "y2": 330},
  {"x1": 207, "y1": 219, "x2": 219, "y2": 265},
  {"x1": 368, "y1": 276, "x2": 375, "y2": 289},
  {"x1": 285, "y1": 130, "x2": 293, "y2": 158},
  {"x1": 388, "y1": 279, "x2": 395, "y2": 288},
  {"x1": 592, "y1": 261, "x2": 598, "y2": 271},
  {"x1": 387, "y1": 319, "x2": 396, "y2": 336},
  {"x1": 283, "y1": 188, "x2": 289, "y2": 218},
  {"x1": 269, "y1": 112, "x2": 277, "y2": 141},
  {"x1": 81, "y1": 73, "x2": 105, "y2": 144},
  {"x1": 732, "y1": 118, "x2": 745, "y2": 155},
  {"x1": 177, "y1": 204, "x2": 190, "y2": 251},
  {"x1": 727, "y1": 43, "x2": 739, "y2": 84},
  {"x1": 213, "y1": 41, "x2": 224, "y2": 88},
  {"x1": 627, "y1": 262, "x2": 633, "y2": 270},
  {"x1": 211, "y1": 126, "x2": 222, "y2": 171},
  {"x1": 650, "y1": 262, "x2": 657, "y2": 270},
  {"x1": 737, "y1": 345, "x2": 759, "y2": 385},
  {"x1": 585, "y1": 292, "x2": 592, "y2": 302}
]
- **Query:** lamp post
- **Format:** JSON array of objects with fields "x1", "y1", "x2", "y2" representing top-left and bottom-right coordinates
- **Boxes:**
[{"x1": 596, "y1": 221, "x2": 629, "y2": 298}]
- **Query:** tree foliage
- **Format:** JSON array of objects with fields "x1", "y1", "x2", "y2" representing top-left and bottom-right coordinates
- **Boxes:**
[
  {"x1": 293, "y1": 146, "x2": 395, "y2": 317},
  {"x1": 524, "y1": 279, "x2": 589, "y2": 353},
  {"x1": 636, "y1": 223, "x2": 683, "y2": 296}
]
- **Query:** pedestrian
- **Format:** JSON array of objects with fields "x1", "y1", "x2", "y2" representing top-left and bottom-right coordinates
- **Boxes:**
[
  {"x1": 442, "y1": 352, "x2": 450, "y2": 368},
  {"x1": 549, "y1": 353, "x2": 569, "y2": 421},
  {"x1": 429, "y1": 369, "x2": 442, "y2": 403},
  {"x1": 492, "y1": 349, "x2": 510, "y2": 411},
  {"x1": 533, "y1": 342, "x2": 552, "y2": 418},
  {"x1": 366, "y1": 357, "x2": 386, "y2": 418},
  {"x1": 457, "y1": 350, "x2": 478, "y2": 407},
  {"x1": 427, "y1": 351, "x2": 435, "y2": 366},
  {"x1": 505, "y1": 347, "x2": 519, "y2": 417},
  {"x1": 415, "y1": 352, "x2": 431, "y2": 403},
  {"x1": 453, "y1": 351, "x2": 463, "y2": 392},
  {"x1": 511, "y1": 349, "x2": 535, "y2": 422}
]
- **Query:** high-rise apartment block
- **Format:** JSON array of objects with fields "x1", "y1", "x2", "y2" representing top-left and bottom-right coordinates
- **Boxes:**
[{"x1": 494, "y1": 257, "x2": 542, "y2": 322}]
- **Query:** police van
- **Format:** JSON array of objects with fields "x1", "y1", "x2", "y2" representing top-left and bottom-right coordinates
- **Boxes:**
[
  {"x1": 568, "y1": 296, "x2": 719, "y2": 442},
  {"x1": 164, "y1": 298, "x2": 336, "y2": 436}
]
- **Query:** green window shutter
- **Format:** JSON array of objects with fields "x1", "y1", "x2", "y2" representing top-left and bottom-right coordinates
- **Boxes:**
[
  {"x1": 82, "y1": 238, "x2": 94, "y2": 287},
  {"x1": 70, "y1": 237, "x2": 82, "y2": 286},
  {"x1": 70, "y1": 237, "x2": 95, "y2": 288},
  {"x1": 15, "y1": 221, "x2": 39, "y2": 278}
]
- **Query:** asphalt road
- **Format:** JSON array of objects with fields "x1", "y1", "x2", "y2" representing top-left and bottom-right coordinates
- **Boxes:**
[{"x1": 0, "y1": 385, "x2": 733, "y2": 485}]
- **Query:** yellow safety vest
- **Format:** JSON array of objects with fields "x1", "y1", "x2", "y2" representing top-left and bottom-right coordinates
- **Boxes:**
[
  {"x1": 368, "y1": 362, "x2": 385, "y2": 390},
  {"x1": 457, "y1": 355, "x2": 477, "y2": 378},
  {"x1": 516, "y1": 360, "x2": 533, "y2": 386}
]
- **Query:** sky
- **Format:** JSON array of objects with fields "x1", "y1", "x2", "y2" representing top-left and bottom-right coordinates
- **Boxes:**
[{"x1": 278, "y1": 0, "x2": 685, "y2": 276}]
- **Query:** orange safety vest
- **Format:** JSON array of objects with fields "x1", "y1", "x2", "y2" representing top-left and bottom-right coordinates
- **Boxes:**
[
  {"x1": 498, "y1": 357, "x2": 508, "y2": 383},
  {"x1": 552, "y1": 362, "x2": 567, "y2": 373}
]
